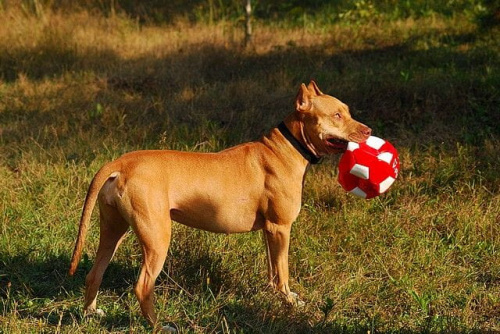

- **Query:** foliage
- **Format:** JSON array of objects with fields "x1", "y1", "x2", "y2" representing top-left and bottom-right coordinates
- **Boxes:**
[{"x1": 1, "y1": 0, "x2": 496, "y2": 25}]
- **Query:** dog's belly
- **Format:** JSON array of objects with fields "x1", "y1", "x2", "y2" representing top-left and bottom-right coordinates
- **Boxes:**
[{"x1": 170, "y1": 198, "x2": 265, "y2": 234}]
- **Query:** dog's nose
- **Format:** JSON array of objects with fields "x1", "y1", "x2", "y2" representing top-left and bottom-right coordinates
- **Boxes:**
[{"x1": 362, "y1": 126, "x2": 372, "y2": 137}]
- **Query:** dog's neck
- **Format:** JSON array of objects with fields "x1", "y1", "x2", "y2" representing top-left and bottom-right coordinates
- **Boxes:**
[{"x1": 278, "y1": 115, "x2": 322, "y2": 165}]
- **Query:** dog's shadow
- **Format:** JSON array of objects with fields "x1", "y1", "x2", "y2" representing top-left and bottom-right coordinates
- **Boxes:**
[
  {"x1": 0, "y1": 244, "x2": 258, "y2": 330},
  {"x1": 1, "y1": 251, "x2": 84, "y2": 298},
  {"x1": 0, "y1": 245, "x2": 315, "y2": 332},
  {"x1": 2, "y1": 229, "x2": 427, "y2": 333},
  {"x1": 0, "y1": 250, "x2": 136, "y2": 327},
  {"x1": 1, "y1": 246, "x2": 425, "y2": 333}
]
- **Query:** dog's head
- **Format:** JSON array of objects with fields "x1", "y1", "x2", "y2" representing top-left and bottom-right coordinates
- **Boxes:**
[{"x1": 295, "y1": 81, "x2": 371, "y2": 155}]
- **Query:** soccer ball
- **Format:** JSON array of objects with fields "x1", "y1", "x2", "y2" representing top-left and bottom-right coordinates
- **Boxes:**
[{"x1": 338, "y1": 136, "x2": 400, "y2": 199}]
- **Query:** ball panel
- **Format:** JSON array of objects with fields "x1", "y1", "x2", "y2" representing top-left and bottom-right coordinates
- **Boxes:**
[
  {"x1": 338, "y1": 170, "x2": 359, "y2": 192},
  {"x1": 350, "y1": 163, "x2": 370, "y2": 180},
  {"x1": 350, "y1": 187, "x2": 367, "y2": 198},
  {"x1": 377, "y1": 152, "x2": 393, "y2": 164},
  {"x1": 368, "y1": 161, "x2": 395, "y2": 184},
  {"x1": 358, "y1": 178, "x2": 379, "y2": 199},
  {"x1": 347, "y1": 142, "x2": 359, "y2": 152},
  {"x1": 378, "y1": 176, "x2": 396, "y2": 193},
  {"x1": 354, "y1": 143, "x2": 379, "y2": 158},
  {"x1": 365, "y1": 136, "x2": 386, "y2": 150}
]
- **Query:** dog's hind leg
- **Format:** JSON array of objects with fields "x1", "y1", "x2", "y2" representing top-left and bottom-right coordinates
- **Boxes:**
[
  {"x1": 84, "y1": 204, "x2": 129, "y2": 315},
  {"x1": 131, "y1": 209, "x2": 172, "y2": 330}
]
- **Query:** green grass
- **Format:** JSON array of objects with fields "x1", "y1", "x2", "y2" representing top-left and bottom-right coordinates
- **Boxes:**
[{"x1": 1, "y1": 2, "x2": 499, "y2": 333}]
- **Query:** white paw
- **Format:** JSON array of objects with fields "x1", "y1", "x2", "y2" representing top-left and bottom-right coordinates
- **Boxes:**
[
  {"x1": 84, "y1": 307, "x2": 106, "y2": 318},
  {"x1": 95, "y1": 308, "x2": 106, "y2": 317},
  {"x1": 289, "y1": 292, "x2": 305, "y2": 307},
  {"x1": 162, "y1": 324, "x2": 177, "y2": 333}
]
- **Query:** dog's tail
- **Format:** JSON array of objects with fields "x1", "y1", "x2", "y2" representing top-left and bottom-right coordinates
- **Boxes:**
[{"x1": 68, "y1": 162, "x2": 121, "y2": 276}]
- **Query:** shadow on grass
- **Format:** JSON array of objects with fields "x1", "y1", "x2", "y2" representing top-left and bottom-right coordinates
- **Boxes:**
[
  {"x1": 0, "y1": 246, "x2": 368, "y2": 332},
  {"x1": 1, "y1": 27, "x2": 498, "y2": 152},
  {"x1": 0, "y1": 251, "x2": 137, "y2": 306},
  {"x1": 0, "y1": 242, "x2": 487, "y2": 333},
  {"x1": 0, "y1": 250, "x2": 134, "y2": 325}
]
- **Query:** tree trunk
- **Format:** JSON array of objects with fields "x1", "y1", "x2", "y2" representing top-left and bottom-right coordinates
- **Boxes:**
[{"x1": 244, "y1": 0, "x2": 252, "y2": 48}]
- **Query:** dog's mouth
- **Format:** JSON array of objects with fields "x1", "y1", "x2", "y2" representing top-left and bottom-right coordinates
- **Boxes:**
[{"x1": 325, "y1": 137, "x2": 348, "y2": 151}]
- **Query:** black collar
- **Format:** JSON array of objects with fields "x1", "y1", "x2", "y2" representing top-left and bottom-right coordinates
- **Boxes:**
[{"x1": 277, "y1": 122, "x2": 322, "y2": 165}]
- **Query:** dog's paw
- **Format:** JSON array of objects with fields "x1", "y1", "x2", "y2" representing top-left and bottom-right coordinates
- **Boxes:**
[
  {"x1": 288, "y1": 292, "x2": 305, "y2": 307},
  {"x1": 162, "y1": 324, "x2": 177, "y2": 333},
  {"x1": 95, "y1": 308, "x2": 106, "y2": 317},
  {"x1": 84, "y1": 307, "x2": 106, "y2": 318}
]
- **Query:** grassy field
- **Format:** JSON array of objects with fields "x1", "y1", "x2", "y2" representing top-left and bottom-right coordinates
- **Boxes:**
[{"x1": 1, "y1": 1, "x2": 499, "y2": 333}]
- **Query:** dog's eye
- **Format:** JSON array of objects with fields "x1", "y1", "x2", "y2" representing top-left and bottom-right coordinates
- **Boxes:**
[{"x1": 335, "y1": 113, "x2": 342, "y2": 119}]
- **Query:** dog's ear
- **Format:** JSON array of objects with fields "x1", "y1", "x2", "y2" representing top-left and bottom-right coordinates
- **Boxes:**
[
  {"x1": 308, "y1": 80, "x2": 324, "y2": 96},
  {"x1": 296, "y1": 83, "x2": 313, "y2": 113}
]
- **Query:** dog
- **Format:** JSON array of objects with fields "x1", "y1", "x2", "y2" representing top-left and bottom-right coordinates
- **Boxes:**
[{"x1": 69, "y1": 81, "x2": 371, "y2": 331}]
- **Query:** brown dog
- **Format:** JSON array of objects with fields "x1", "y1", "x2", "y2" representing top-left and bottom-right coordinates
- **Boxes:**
[{"x1": 69, "y1": 81, "x2": 371, "y2": 331}]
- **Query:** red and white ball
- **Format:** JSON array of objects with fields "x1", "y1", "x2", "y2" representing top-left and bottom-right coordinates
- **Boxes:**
[{"x1": 338, "y1": 136, "x2": 400, "y2": 199}]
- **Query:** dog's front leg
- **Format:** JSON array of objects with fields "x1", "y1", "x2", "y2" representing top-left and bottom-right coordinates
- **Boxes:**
[{"x1": 263, "y1": 222, "x2": 303, "y2": 306}]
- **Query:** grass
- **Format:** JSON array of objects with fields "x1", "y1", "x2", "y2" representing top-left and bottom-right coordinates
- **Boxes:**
[{"x1": 0, "y1": 2, "x2": 499, "y2": 333}]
